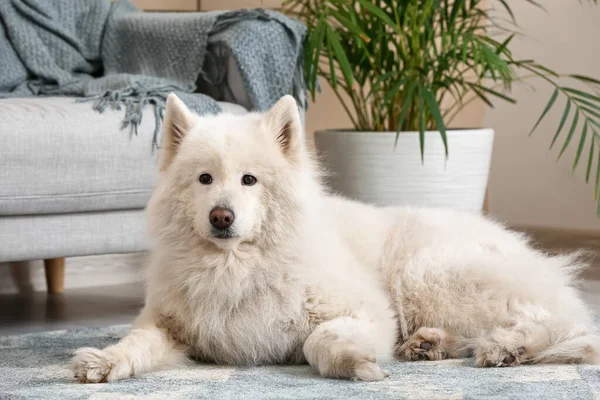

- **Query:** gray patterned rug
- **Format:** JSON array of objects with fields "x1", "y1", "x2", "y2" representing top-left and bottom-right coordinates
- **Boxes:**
[{"x1": 1, "y1": 325, "x2": 600, "y2": 399}]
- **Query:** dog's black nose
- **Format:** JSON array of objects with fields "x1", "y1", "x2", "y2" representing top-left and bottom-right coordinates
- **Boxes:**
[{"x1": 209, "y1": 207, "x2": 235, "y2": 230}]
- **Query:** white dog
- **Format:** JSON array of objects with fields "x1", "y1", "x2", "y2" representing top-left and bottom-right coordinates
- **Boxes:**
[{"x1": 70, "y1": 94, "x2": 600, "y2": 383}]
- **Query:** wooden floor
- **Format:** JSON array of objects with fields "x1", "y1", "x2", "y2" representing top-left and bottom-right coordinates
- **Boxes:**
[{"x1": 0, "y1": 283, "x2": 144, "y2": 336}]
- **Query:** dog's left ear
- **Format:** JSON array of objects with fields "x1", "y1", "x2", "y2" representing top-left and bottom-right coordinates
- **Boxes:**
[
  {"x1": 262, "y1": 95, "x2": 304, "y2": 160},
  {"x1": 160, "y1": 94, "x2": 195, "y2": 171}
]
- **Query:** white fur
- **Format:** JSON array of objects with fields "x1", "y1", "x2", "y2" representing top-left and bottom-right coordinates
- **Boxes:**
[{"x1": 70, "y1": 95, "x2": 600, "y2": 383}]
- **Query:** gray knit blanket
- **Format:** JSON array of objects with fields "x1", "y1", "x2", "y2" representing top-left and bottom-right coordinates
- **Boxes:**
[{"x1": 0, "y1": 0, "x2": 306, "y2": 147}]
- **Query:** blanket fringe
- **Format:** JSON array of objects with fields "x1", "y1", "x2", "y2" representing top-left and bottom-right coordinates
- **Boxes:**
[{"x1": 78, "y1": 88, "x2": 167, "y2": 151}]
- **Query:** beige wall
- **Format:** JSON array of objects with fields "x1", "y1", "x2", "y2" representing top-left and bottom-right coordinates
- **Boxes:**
[{"x1": 485, "y1": 1, "x2": 600, "y2": 230}]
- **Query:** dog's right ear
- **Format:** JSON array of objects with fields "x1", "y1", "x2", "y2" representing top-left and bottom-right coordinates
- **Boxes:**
[
  {"x1": 262, "y1": 95, "x2": 304, "y2": 162},
  {"x1": 160, "y1": 94, "x2": 194, "y2": 171}
]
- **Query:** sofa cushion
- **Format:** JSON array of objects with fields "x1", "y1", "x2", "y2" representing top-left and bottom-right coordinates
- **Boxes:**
[{"x1": 0, "y1": 97, "x2": 247, "y2": 216}]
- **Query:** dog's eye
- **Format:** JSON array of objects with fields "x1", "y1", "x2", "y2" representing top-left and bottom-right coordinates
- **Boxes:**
[
  {"x1": 242, "y1": 174, "x2": 257, "y2": 186},
  {"x1": 199, "y1": 174, "x2": 213, "y2": 185}
]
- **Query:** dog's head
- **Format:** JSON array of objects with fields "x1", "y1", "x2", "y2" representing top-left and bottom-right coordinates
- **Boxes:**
[{"x1": 150, "y1": 94, "x2": 308, "y2": 250}]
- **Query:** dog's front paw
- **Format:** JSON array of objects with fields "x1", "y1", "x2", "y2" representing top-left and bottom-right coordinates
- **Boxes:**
[
  {"x1": 70, "y1": 347, "x2": 131, "y2": 383},
  {"x1": 398, "y1": 327, "x2": 448, "y2": 361},
  {"x1": 353, "y1": 360, "x2": 389, "y2": 382},
  {"x1": 329, "y1": 351, "x2": 390, "y2": 382}
]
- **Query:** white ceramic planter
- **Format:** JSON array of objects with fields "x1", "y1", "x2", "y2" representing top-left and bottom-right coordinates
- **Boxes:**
[{"x1": 314, "y1": 129, "x2": 494, "y2": 213}]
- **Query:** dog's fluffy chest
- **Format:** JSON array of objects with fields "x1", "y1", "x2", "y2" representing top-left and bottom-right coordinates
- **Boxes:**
[{"x1": 154, "y1": 259, "x2": 312, "y2": 365}]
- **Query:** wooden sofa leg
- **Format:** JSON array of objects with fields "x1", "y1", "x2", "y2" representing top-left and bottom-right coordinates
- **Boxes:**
[{"x1": 44, "y1": 258, "x2": 65, "y2": 294}]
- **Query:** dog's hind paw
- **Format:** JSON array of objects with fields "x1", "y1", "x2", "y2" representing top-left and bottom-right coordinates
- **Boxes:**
[
  {"x1": 474, "y1": 343, "x2": 526, "y2": 368},
  {"x1": 70, "y1": 347, "x2": 131, "y2": 383}
]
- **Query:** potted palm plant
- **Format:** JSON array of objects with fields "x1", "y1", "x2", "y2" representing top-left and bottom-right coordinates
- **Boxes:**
[{"x1": 284, "y1": 0, "x2": 600, "y2": 214}]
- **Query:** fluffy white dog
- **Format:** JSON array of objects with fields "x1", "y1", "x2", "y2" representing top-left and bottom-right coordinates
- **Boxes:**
[{"x1": 70, "y1": 94, "x2": 600, "y2": 383}]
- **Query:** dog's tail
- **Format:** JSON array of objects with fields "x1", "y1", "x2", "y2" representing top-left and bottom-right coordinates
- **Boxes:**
[
  {"x1": 531, "y1": 251, "x2": 600, "y2": 364},
  {"x1": 533, "y1": 327, "x2": 600, "y2": 364}
]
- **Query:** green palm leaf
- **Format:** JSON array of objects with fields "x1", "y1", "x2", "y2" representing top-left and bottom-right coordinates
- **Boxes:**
[
  {"x1": 573, "y1": 123, "x2": 589, "y2": 171},
  {"x1": 423, "y1": 87, "x2": 449, "y2": 157},
  {"x1": 529, "y1": 88, "x2": 559, "y2": 135},
  {"x1": 551, "y1": 101, "x2": 571, "y2": 148},
  {"x1": 586, "y1": 136, "x2": 595, "y2": 183},
  {"x1": 559, "y1": 111, "x2": 580, "y2": 159}
]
